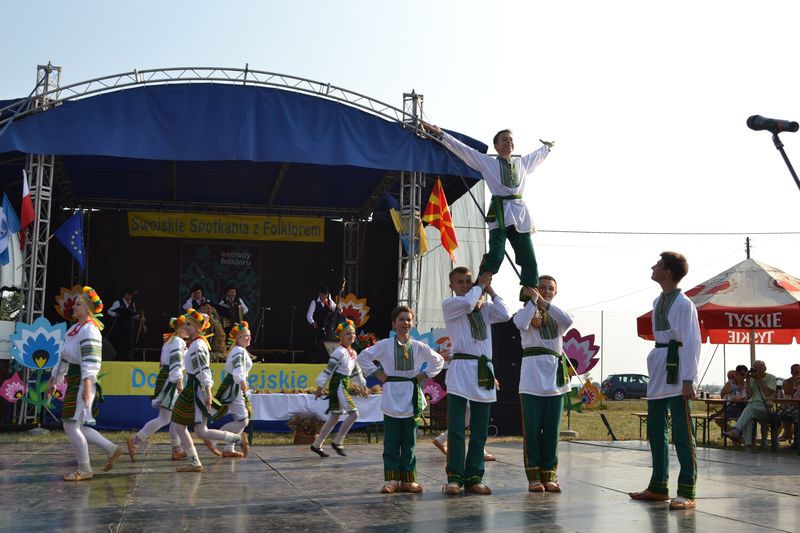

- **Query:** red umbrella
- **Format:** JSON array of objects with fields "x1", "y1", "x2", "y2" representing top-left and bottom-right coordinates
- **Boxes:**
[{"x1": 637, "y1": 258, "x2": 800, "y2": 345}]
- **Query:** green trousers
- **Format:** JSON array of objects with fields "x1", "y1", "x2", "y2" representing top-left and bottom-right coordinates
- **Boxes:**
[
  {"x1": 446, "y1": 394, "x2": 491, "y2": 487},
  {"x1": 646, "y1": 396, "x2": 697, "y2": 499},
  {"x1": 383, "y1": 415, "x2": 417, "y2": 482},
  {"x1": 521, "y1": 393, "x2": 564, "y2": 482},
  {"x1": 480, "y1": 226, "x2": 538, "y2": 288}
]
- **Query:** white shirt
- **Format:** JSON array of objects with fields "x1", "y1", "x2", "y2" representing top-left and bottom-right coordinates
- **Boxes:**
[
  {"x1": 160, "y1": 336, "x2": 186, "y2": 384},
  {"x1": 358, "y1": 338, "x2": 444, "y2": 418},
  {"x1": 514, "y1": 300, "x2": 574, "y2": 396},
  {"x1": 107, "y1": 298, "x2": 138, "y2": 318},
  {"x1": 219, "y1": 297, "x2": 249, "y2": 317},
  {"x1": 646, "y1": 290, "x2": 701, "y2": 400},
  {"x1": 316, "y1": 345, "x2": 366, "y2": 388},
  {"x1": 184, "y1": 337, "x2": 214, "y2": 389},
  {"x1": 441, "y1": 131, "x2": 550, "y2": 233},
  {"x1": 306, "y1": 296, "x2": 336, "y2": 325},
  {"x1": 53, "y1": 321, "x2": 103, "y2": 382},
  {"x1": 443, "y1": 285, "x2": 511, "y2": 402},
  {"x1": 226, "y1": 345, "x2": 254, "y2": 386}
]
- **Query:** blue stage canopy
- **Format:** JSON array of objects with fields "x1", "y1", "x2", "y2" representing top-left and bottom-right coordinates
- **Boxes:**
[{"x1": 0, "y1": 84, "x2": 487, "y2": 214}]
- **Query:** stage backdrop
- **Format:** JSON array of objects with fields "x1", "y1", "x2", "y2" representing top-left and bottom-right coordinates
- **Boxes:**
[
  {"x1": 71, "y1": 361, "x2": 324, "y2": 430},
  {"x1": 179, "y1": 241, "x2": 261, "y2": 321}
]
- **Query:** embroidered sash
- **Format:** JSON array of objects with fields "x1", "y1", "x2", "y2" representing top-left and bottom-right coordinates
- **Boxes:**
[
  {"x1": 452, "y1": 353, "x2": 495, "y2": 390},
  {"x1": 385, "y1": 375, "x2": 423, "y2": 423},
  {"x1": 522, "y1": 347, "x2": 570, "y2": 387},
  {"x1": 655, "y1": 340, "x2": 683, "y2": 385}
]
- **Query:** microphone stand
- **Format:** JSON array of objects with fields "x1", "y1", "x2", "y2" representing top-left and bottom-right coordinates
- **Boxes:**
[
  {"x1": 289, "y1": 304, "x2": 296, "y2": 364},
  {"x1": 253, "y1": 307, "x2": 267, "y2": 353},
  {"x1": 771, "y1": 133, "x2": 800, "y2": 192}
]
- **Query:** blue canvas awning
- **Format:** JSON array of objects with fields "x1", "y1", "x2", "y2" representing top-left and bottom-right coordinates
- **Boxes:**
[{"x1": 0, "y1": 84, "x2": 487, "y2": 215}]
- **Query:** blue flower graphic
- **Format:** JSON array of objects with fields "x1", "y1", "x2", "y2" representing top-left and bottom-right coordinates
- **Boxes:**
[
  {"x1": 10, "y1": 317, "x2": 67, "y2": 370},
  {"x1": 23, "y1": 334, "x2": 60, "y2": 369}
]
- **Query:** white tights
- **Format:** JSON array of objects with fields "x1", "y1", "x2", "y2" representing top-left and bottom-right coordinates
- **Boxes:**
[
  {"x1": 220, "y1": 418, "x2": 248, "y2": 452},
  {"x1": 171, "y1": 423, "x2": 200, "y2": 464},
  {"x1": 136, "y1": 407, "x2": 182, "y2": 447},
  {"x1": 64, "y1": 421, "x2": 117, "y2": 472},
  {"x1": 313, "y1": 411, "x2": 358, "y2": 448},
  {"x1": 194, "y1": 416, "x2": 240, "y2": 442}
]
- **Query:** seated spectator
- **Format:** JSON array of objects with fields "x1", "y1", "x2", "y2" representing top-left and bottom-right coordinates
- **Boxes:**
[
  {"x1": 714, "y1": 366, "x2": 748, "y2": 431},
  {"x1": 723, "y1": 360, "x2": 776, "y2": 450},
  {"x1": 776, "y1": 364, "x2": 800, "y2": 442}
]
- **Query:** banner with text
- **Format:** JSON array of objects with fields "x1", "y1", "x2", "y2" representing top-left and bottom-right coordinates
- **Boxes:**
[
  {"x1": 128, "y1": 211, "x2": 324, "y2": 242},
  {"x1": 99, "y1": 361, "x2": 325, "y2": 395}
]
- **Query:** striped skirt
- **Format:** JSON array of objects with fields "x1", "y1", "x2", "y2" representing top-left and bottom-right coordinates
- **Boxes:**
[
  {"x1": 213, "y1": 374, "x2": 252, "y2": 421},
  {"x1": 151, "y1": 365, "x2": 180, "y2": 410},
  {"x1": 61, "y1": 363, "x2": 101, "y2": 424},
  {"x1": 171, "y1": 374, "x2": 220, "y2": 426}
]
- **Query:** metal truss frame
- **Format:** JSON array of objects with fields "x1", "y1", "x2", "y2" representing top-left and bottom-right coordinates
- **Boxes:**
[
  {"x1": 17, "y1": 64, "x2": 61, "y2": 425},
  {"x1": 0, "y1": 65, "x2": 423, "y2": 132},
  {"x1": 396, "y1": 92, "x2": 426, "y2": 316}
]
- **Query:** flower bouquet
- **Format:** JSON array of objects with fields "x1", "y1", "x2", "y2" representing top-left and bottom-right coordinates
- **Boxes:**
[
  {"x1": 287, "y1": 412, "x2": 324, "y2": 444},
  {"x1": 353, "y1": 331, "x2": 377, "y2": 353}
]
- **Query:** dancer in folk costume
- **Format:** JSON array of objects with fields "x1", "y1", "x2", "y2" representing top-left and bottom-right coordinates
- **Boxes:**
[
  {"x1": 126, "y1": 316, "x2": 188, "y2": 462},
  {"x1": 310, "y1": 319, "x2": 367, "y2": 457},
  {"x1": 170, "y1": 308, "x2": 248, "y2": 472},
  {"x1": 629, "y1": 252, "x2": 701, "y2": 510},
  {"x1": 358, "y1": 306, "x2": 445, "y2": 494},
  {"x1": 423, "y1": 123, "x2": 554, "y2": 301},
  {"x1": 442, "y1": 268, "x2": 510, "y2": 496},
  {"x1": 47, "y1": 286, "x2": 122, "y2": 481},
  {"x1": 513, "y1": 278, "x2": 573, "y2": 493},
  {"x1": 213, "y1": 321, "x2": 254, "y2": 459}
]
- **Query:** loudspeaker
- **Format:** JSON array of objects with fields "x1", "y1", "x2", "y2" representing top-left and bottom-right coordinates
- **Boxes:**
[
  {"x1": 489, "y1": 318, "x2": 523, "y2": 435},
  {"x1": 490, "y1": 400, "x2": 522, "y2": 436},
  {"x1": 491, "y1": 318, "x2": 522, "y2": 402}
]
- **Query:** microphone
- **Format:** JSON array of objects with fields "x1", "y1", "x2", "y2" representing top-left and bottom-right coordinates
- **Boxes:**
[{"x1": 747, "y1": 115, "x2": 799, "y2": 134}]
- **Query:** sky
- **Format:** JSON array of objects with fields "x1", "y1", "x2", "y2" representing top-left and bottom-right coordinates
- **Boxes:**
[{"x1": 2, "y1": 1, "x2": 800, "y2": 385}]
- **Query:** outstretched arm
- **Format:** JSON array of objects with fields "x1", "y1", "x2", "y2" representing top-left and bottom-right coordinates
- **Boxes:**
[{"x1": 422, "y1": 122, "x2": 497, "y2": 177}]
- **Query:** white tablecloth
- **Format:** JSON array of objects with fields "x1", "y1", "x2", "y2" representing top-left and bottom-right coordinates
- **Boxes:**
[{"x1": 250, "y1": 393, "x2": 384, "y2": 423}]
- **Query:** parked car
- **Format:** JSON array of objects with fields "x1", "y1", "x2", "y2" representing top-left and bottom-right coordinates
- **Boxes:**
[{"x1": 600, "y1": 374, "x2": 649, "y2": 401}]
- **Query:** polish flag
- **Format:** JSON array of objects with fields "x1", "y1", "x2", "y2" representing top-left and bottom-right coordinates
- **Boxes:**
[{"x1": 20, "y1": 170, "x2": 34, "y2": 250}]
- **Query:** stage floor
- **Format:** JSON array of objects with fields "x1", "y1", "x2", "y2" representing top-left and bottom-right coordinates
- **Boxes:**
[{"x1": 1, "y1": 438, "x2": 798, "y2": 532}]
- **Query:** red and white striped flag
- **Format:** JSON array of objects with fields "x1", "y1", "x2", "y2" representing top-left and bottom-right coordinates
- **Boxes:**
[{"x1": 20, "y1": 170, "x2": 34, "y2": 250}]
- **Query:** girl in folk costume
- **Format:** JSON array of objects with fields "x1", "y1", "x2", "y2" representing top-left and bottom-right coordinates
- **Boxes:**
[
  {"x1": 310, "y1": 319, "x2": 367, "y2": 457},
  {"x1": 170, "y1": 309, "x2": 248, "y2": 472},
  {"x1": 213, "y1": 321, "x2": 254, "y2": 459},
  {"x1": 126, "y1": 316, "x2": 189, "y2": 462},
  {"x1": 47, "y1": 286, "x2": 122, "y2": 481},
  {"x1": 357, "y1": 306, "x2": 445, "y2": 494}
]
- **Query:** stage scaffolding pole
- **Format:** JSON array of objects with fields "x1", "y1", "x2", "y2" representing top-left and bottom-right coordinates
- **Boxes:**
[
  {"x1": 17, "y1": 63, "x2": 60, "y2": 427},
  {"x1": 397, "y1": 91, "x2": 425, "y2": 317}
]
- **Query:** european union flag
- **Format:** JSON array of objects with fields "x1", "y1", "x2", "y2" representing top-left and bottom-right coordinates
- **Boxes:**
[
  {"x1": 384, "y1": 193, "x2": 427, "y2": 255},
  {"x1": 53, "y1": 212, "x2": 85, "y2": 271}
]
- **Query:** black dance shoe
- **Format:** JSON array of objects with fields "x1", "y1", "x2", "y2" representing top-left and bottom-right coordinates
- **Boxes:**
[
  {"x1": 310, "y1": 445, "x2": 329, "y2": 457},
  {"x1": 331, "y1": 443, "x2": 347, "y2": 456}
]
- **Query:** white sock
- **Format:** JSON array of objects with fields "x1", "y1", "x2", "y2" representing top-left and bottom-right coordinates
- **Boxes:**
[{"x1": 333, "y1": 412, "x2": 358, "y2": 445}]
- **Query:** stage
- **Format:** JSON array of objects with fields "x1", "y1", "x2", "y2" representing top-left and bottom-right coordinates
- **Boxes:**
[{"x1": 1, "y1": 439, "x2": 798, "y2": 532}]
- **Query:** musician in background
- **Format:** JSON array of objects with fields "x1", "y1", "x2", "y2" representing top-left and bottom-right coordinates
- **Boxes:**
[
  {"x1": 107, "y1": 288, "x2": 140, "y2": 360},
  {"x1": 306, "y1": 286, "x2": 337, "y2": 361},
  {"x1": 183, "y1": 285, "x2": 210, "y2": 312},
  {"x1": 219, "y1": 285, "x2": 249, "y2": 335}
]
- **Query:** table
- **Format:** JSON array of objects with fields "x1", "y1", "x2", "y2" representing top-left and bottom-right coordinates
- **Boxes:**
[
  {"x1": 630, "y1": 410, "x2": 711, "y2": 446},
  {"x1": 250, "y1": 393, "x2": 384, "y2": 423}
]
